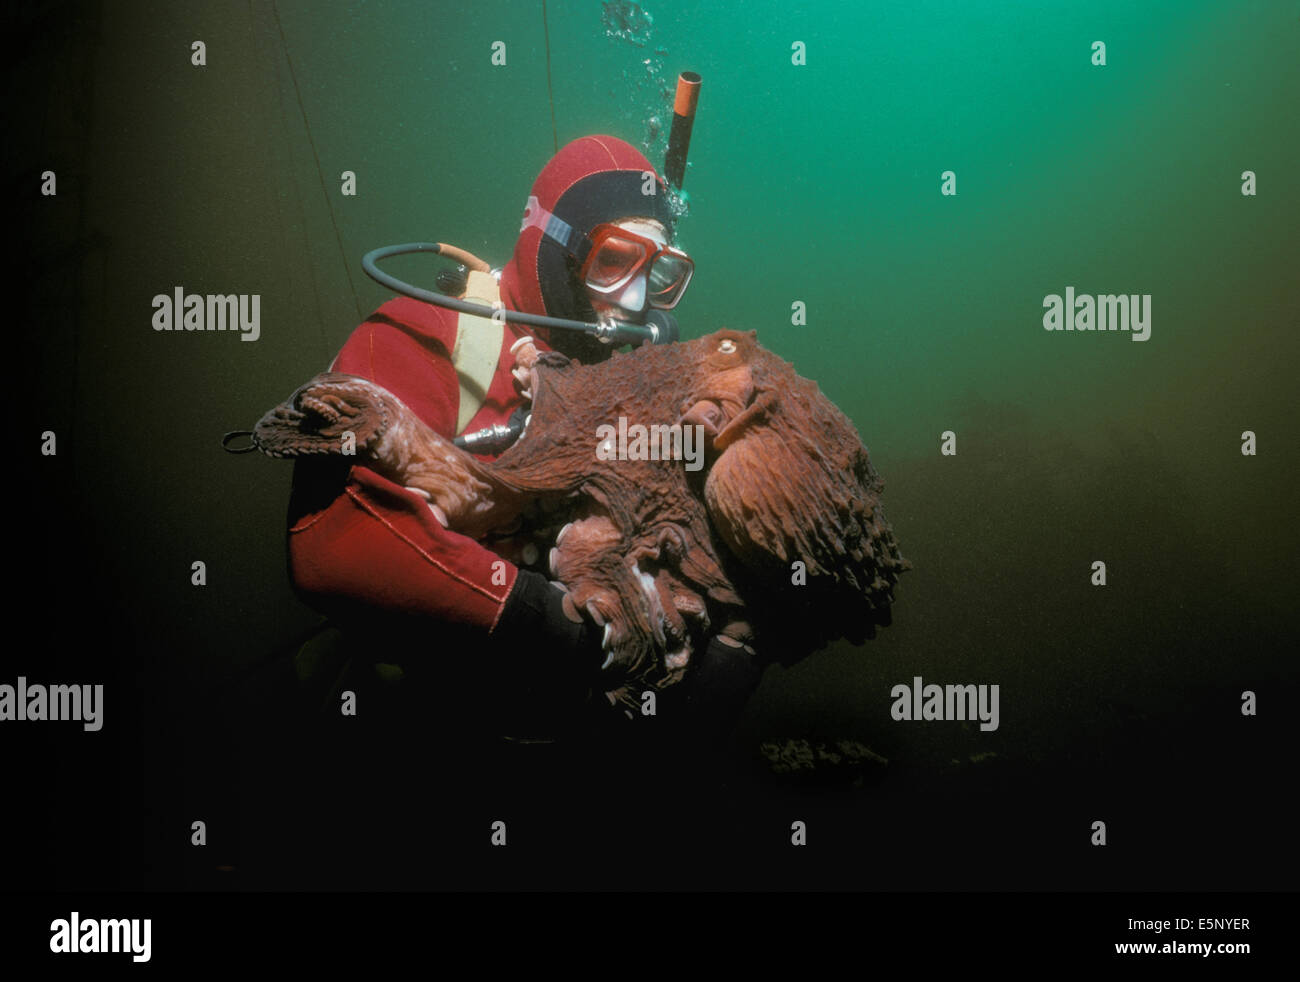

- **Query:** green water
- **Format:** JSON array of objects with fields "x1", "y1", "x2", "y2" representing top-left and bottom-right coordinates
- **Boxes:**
[{"x1": 17, "y1": 0, "x2": 1297, "y2": 889}]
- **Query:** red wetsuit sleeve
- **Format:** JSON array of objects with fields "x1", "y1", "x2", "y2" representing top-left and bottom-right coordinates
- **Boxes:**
[{"x1": 285, "y1": 297, "x2": 531, "y2": 632}]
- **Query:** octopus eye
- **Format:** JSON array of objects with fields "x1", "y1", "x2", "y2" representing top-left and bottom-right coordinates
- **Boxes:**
[{"x1": 718, "y1": 340, "x2": 737, "y2": 354}]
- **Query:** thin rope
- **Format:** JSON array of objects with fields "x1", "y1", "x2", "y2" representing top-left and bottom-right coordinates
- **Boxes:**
[
  {"x1": 250, "y1": 0, "x2": 328, "y2": 364},
  {"x1": 542, "y1": 0, "x2": 558, "y2": 152},
  {"x1": 270, "y1": 0, "x2": 365, "y2": 323}
]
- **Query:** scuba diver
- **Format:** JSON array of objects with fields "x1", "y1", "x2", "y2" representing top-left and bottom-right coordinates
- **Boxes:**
[{"x1": 284, "y1": 135, "x2": 763, "y2": 744}]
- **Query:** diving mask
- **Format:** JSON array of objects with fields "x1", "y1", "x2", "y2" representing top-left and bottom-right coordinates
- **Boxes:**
[{"x1": 520, "y1": 196, "x2": 694, "y2": 315}]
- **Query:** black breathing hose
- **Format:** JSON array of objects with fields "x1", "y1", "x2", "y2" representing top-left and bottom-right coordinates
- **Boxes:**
[{"x1": 361, "y1": 243, "x2": 679, "y2": 346}]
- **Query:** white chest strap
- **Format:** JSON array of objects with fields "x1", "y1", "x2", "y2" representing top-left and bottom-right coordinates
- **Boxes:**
[{"x1": 452, "y1": 269, "x2": 506, "y2": 435}]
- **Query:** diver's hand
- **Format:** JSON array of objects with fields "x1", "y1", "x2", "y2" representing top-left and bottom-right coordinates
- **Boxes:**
[
  {"x1": 547, "y1": 517, "x2": 676, "y2": 684},
  {"x1": 495, "y1": 568, "x2": 606, "y2": 674},
  {"x1": 664, "y1": 634, "x2": 764, "y2": 737},
  {"x1": 601, "y1": 635, "x2": 764, "y2": 731}
]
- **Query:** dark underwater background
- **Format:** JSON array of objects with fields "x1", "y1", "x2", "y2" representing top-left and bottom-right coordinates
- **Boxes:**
[{"x1": 10, "y1": 0, "x2": 1297, "y2": 891}]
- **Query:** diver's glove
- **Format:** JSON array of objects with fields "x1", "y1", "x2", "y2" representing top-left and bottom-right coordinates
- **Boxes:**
[
  {"x1": 662, "y1": 635, "x2": 764, "y2": 740},
  {"x1": 493, "y1": 568, "x2": 607, "y2": 675}
]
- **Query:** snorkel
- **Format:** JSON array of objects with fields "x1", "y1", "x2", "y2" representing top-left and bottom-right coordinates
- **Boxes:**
[{"x1": 663, "y1": 71, "x2": 700, "y2": 191}]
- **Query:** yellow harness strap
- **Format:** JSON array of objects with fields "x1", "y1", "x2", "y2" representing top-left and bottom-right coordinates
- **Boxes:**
[{"x1": 453, "y1": 269, "x2": 506, "y2": 435}]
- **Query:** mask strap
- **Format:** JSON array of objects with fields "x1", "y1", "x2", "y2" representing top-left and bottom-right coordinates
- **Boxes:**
[{"x1": 520, "y1": 195, "x2": 591, "y2": 263}]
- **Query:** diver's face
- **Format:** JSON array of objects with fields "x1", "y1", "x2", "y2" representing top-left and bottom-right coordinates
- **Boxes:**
[{"x1": 585, "y1": 218, "x2": 671, "y2": 323}]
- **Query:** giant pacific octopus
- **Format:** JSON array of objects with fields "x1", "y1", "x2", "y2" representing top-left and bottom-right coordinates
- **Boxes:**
[{"x1": 253, "y1": 328, "x2": 909, "y2": 699}]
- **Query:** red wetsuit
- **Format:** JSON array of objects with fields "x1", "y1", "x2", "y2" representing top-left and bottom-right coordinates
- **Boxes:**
[{"x1": 286, "y1": 294, "x2": 545, "y2": 634}]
